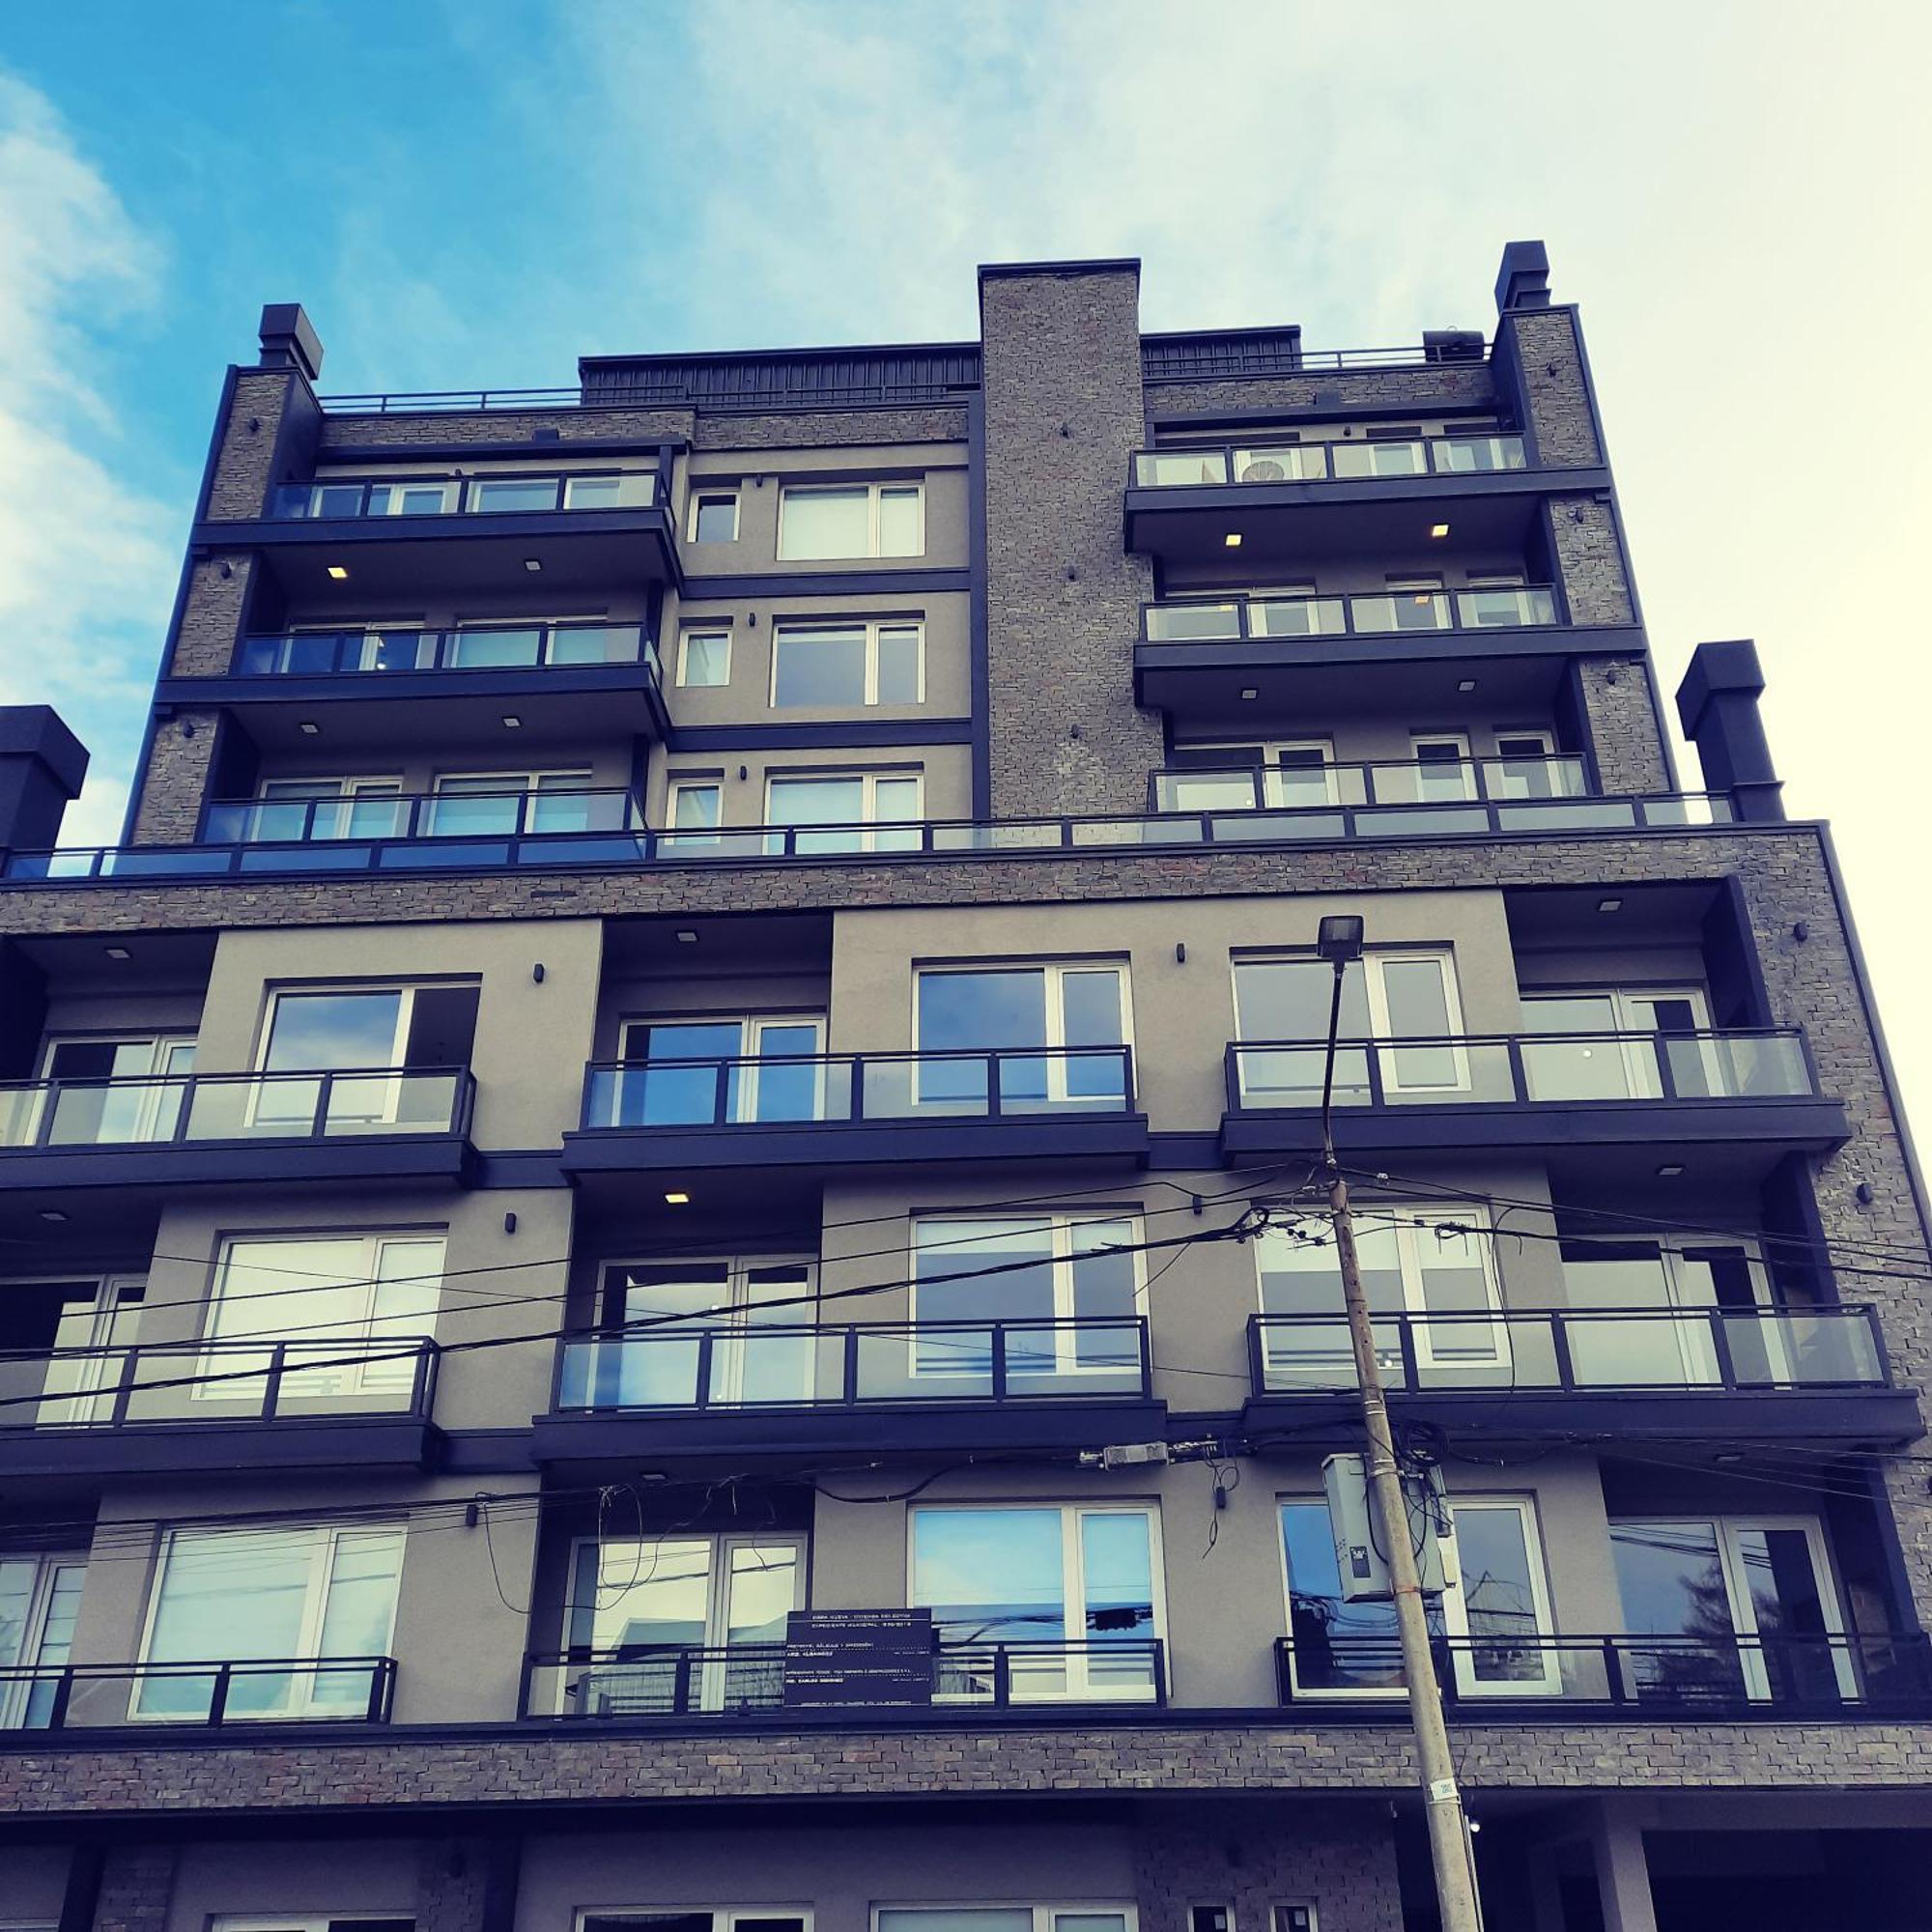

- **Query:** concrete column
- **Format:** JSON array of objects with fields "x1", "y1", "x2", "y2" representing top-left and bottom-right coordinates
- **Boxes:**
[
  {"x1": 1675, "y1": 638, "x2": 1785, "y2": 821},
  {"x1": 0, "y1": 705, "x2": 88, "y2": 852},
  {"x1": 1589, "y1": 1802, "x2": 1660, "y2": 1932}
]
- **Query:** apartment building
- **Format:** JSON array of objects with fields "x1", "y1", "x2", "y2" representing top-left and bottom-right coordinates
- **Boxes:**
[{"x1": 0, "y1": 242, "x2": 1926, "y2": 1932}]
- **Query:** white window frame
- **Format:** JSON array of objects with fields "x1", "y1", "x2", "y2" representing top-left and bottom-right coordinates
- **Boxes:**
[
  {"x1": 763, "y1": 770, "x2": 924, "y2": 852},
  {"x1": 913, "y1": 959, "x2": 1134, "y2": 1106},
  {"x1": 0, "y1": 1548, "x2": 88, "y2": 1731},
  {"x1": 215, "y1": 1918, "x2": 419, "y2": 1932},
  {"x1": 665, "y1": 777, "x2": 725, "y2": 841},
  {"x1": 1166, "y1": 740, "x2": 1340, "y2": 812},
  {"x1": 33, "y1": 1035, "x2": 197, "y2": 1148},
  {"x1": 769, "y1": 618, "x2": 925, "y2": 709},
  {"x1": 676, "y1": 627, "x2": 734, "y2": 689},
  {"x1": 1485, "y1": 727, "x2": 1578, "y2": 802},
  {"x1": 686, "y1": 487, "x2": 742, "y2": 545},
  {"x1": 906, "y1": 1501, "x2": 1165, "y2": 1703},
  {"x1": 29, "y1": 1271, "x2": 147, "y2": 1426},
  {"x1": 1232, "y1": 949, "x2": 1469, "y2": 1098},
  {"x1": 618, "y1": 1014, "x2": 828, "y2": 1126},
  {"x1": 777, "y1": 480, "x2": 925, "y2": 560},
  {"x1": 134, "y1": 1522, "x2": 405, "y2": 1721},
  {"x1": 1404, "y1": 729, "x2": 1477, "y2": 803},
  {"x1": 425, "y1": 768, "x2": 596, "y2": 835},
  {"x1": 1520, "y1": 984, "x2": 1715, "y2": 1100},
  {"x1": 908, "y1": 1212, "x2": 1147, "y2": 1379},
  {"x1": 873, "y1": 1909, "x2": 1137, "y2": 1932},
  {"x1": 581, "y1": 1911, "x2": 811, "y2": 1932},
  {"x1": 1253, "y1": 1201, "x2": 1506, "y2": 1380},
  {"x1": 365, "y1": 476, "x2": 459, "y2": 517},
  {"x1": 254, "y1": 980, "x2": 475, "y2": 1130},
  {"x1": 1275, "y1": 1492, "x2": 1557, "y2": 1700},
  {"x1": 253, "y1": 776, "x2": 408, "y2": 842}
]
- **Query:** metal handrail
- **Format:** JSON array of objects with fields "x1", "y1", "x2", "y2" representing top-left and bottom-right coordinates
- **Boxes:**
[
  {"x1": 1246, "y1": 1306, "x2": 1890, "y2": 1396},
  {"x1": 578, "y1": 1045, "x2": 1138, "y2": 1128},
  {"x1": 0, "y1": 1656, "x2": 397, "y2": 1730},
  {"x1": 523, "y1": 1637, "x2": 1167, "y2": 1719},
  {"x1": 1152, "y1": 756, "x2": 1590, "y2": 811},
  {"x1": 1, "y1": 791, "x2": 1744, "y2": 884},
  {"x1": 0, "y1": 1065, "x2": 475, "y2": 1148},
  {"x1": 1130, "y1": 432, "x2": 1532, "y2": 489},
  {"x1": 234, "y1": 621, "x2": 658, "y2": 679},
  {"x1": 552, "y1": 1316, "x2": 1152, "y2": 1412},
  {"x1": 268, "y1": 460, "x2": 668, "y2": 519},
  {"x1": 1141, "y1": 585, "x2": 1563, "y2": 641},
  {"x1": 1273, "y1": 1630, "x2": 1932, "y2": 1713},
  {"x1": 0, "y1": 1337, "x2": 441, "y2": 1430},
  {"x1": 201, "y1": 787, "x2": 646, "y2": 846},
  {"x1": 1225, "y1": 1027, "x2": 1821, "y2": 1109}
]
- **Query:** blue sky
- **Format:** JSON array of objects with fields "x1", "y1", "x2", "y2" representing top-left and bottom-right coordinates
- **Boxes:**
[{"x1": 3, "y1": 0, "x2": 1931, "y2": 1111}]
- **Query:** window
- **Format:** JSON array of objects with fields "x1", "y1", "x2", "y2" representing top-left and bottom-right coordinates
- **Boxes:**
[
  {"x1": 664, "y1": 779, "x2": 724, "y2": 840},
  {"x1": 915, "y1": 962, "x2": 1130, "y2": 1110},
  {"x1": 677, "y1": 629, "x2": 732, "y2": 689},
  {"x1": 771, "y1": 621, "x2": 923, "y2": 707},
  {"x1": 765, "y1": 771, "x2": 923, "y2": 854},
  {"x1": 1406, "y1": 732, "x2": 1476, "y2": 803},
  {"x1": 1351, "y1": 576, "x2": 1448, "y2": 634},
  {"x1": 0, "y1": 1551, "x2": 86, "y2": 1729},
  {"x1": 1519, "y1": 986, "x2": 1719, "y2": 1099},
  {"x1": 1558, "y1": 1235, "x2": 1779, "y2": 1386},
  {"x1": 777, "y1": 482, "x2": 923, "y2": 559},
  {"x1": 255, "y1": 982, "x2": 479, "y2": 1131},
  {"x1": 250, "y1": 777, "x2": 407, "y2": 841},
  {"x1": 614, "y1": 1015, "x2": 826, "y2": 1125},
  {"x1": 910, "y1": 1215, "x2": 1143, "y2": 1381},
  {"x1": 1331, "y1": 434, "x2": 1427, "y2": 479},
  {"x1": 424, "y1": 771, "x2": 608, "y2": 838},
  {"x1": 1233, "y1": 950, "x2": 1465, "y2": 1100},
  {"x1": 1254, "y1": 1204, "x2": 1503, "y2": 1383},
  {"x1": 28, "y1": 1036, "x2": 196, "y2": 1147},
  {"x1": 17, "y1": 1273, "x2": 147, "y2": 1425},
  {"x1": 585, "y1": 1913, "x2": 805, "y2": 1932},
  {"x1": 365, "y1": 478, "x2": 458, "y2": 516},
  {"x1": 1487, "y1": 729, "x2": 1577, "y2": 801},
  {"x1": 877, "y1": 1911, "x2": 1132, "y2": 1932},
  {"x1": 1610, "y1": 1514, "x2": 1853, "y2": 1704},
  {"x1": 562, "y1": 1533, "x2": 803, "y2": 1715},
  {"x1": 205, "y1": 1233, "x2": 443, "y2": 1402},
  {"x1": 137, "y1": 1524, "x2": 404, "y2": 1719},
  {"x1": 1159, "y1": 741, "x2": 1339, "y2": 813},
  {"x1": 1278, "y1": 1494, "x2": 1555, "y2": 1698},
  {"x1": 911, "y1": 1504, "x2": 1161, "y2": 1700},
  {"x1": 687, "y1": 489, "x2": 741, "y2": 545},
  {"x1": 215, "y1": 1918, "x2": 414, "y2": 1932}
]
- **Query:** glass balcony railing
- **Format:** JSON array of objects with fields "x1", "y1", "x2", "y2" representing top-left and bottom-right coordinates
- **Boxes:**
[
  {"x1": 269, "y1": 469, "x2": 661, "y2": 520},
  {"x1": 1226, "y1": 1028, "x2": 1819, "y2": 1111},
  {"x1": 1131, "y1": 434, "x2": 1529, "y2": 488},
  {"x1": 580, "y1": 1046, "x2": 1137, "y2": 1128},
  {"x1": 1142, "y1": 585, "x2": 1560, "y2": 642},
  {"x1": 0, "y1": 1658, "x2": 396, "y2": 1730},
  {"x1": 0, "y1": 1337, "x2": 440, "y2": 1432},
  {"x1": 235, "y1": 622, "x2": 658, "y2": 679},
  {"x1": 0, "y1": 1067, "x2": 473, "y2": 1149},
  {"x1": 525, "y1": 1638, "x2": 1166, "y2": 1719},
  {"x1": 201, "y1": 788, "x2": 645, "y2": 846},
  {"x1": 1249, "y1": 1305, "x2": 1889, "y2": 1397},
  {"x1": 1154, "y1": 756, "x2": 1590, "y2": 814},
  {"x1": 554, "y1": 1317, "x2": 1151, "y2": 1411}
]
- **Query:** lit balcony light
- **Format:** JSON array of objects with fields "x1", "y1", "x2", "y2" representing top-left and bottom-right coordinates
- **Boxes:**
[
  {"x1": 326, "y1": 564, "x2": 350, "y2": 580},
  {"x1": 524, "y1": 558, "x2": 543, "y2": 573},
  {"x1": 1429, "y1": 524, "x2": 1450, "y2": 539},
  {"x1": 1223, "y1": 532, "x2": 1242, "y2": 549},
  {"x1": 664, "y1": 1190, "x2": 692, "y2": 1206}
]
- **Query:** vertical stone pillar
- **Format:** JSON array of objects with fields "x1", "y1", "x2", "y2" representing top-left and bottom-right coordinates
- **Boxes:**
[{"x1": 90, "y1": 1844, "x2": 177, "y2": 1932}]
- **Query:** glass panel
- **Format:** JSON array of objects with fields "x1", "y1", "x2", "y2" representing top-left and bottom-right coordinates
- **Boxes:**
[
  {"x1": 308, "y1": 1532, "x2": 403, "y2": 1712},
  {"x1": 1668, "y1": 1031, "x2": 1809, "y2": 1098},
  {"x1": 1455, "y1": 1507, "x2": 1548, "y2": 1685},
  {"x1": 878, "y1": 1912, "x2": 1034, "y2": 1932},
  {"x1": 693, "y1": 496, "x2": 738, "y2": 543},
  {"x1": 1609, "y1": 1520, "x2": 1747, "y2": 1703},
  {"x1": 875, "y1": 626, "x2": 922, "y2": 703},
  {"x1": 443, "y1": 628, "x2": 541, "y2": 668},
  {"x1": 264, "y1": 992, "x2": 401, "y2": 1073},
  {"x1": 469, "y1": 477, "x2": 557, "y2": 514},
  {"x1": 915, "y1": 1219, "x2": 1054, "y2": 1373},
  {"x1": 140, "y1": 1530, "x2": 314, "y2": 1718},
  {"x1": 1281, "y1": 1502, "x2": 1406, "y2": 1691},
  {"x1": 564, "y1": 472, "x2": 651, "y2": 509},
  {"x1": 680, "y1": 634, "x2": 730, "y2": 688},
  {"x1": 1134, "y1": 449, "x2": 1229, "y2": 486},
  {"x1": 1519, "y1": 997, "x2": 1643, "y2": 1100},
  {"x1": 1158, "y1": 772, "x2": 1260, "y2": 812},
  {"x1": 917, "y1": 969, "x2": 1046, "y2": 1110},
  {"x1": 1233, "y1": 444, "x2": 1325, "y2": 483},
  {"x1": 1254, "y1": 594, "x2": 1346, "y2": 638},
  {"x1": 878, "y1": 487, "x2": 923, "y2": 556},
  {"x1": 1331, "y1": 440, "x2": 1426, "y2": 478},
  {"x1": 1080, "y1": 1512, "x2": 1157, "y2": 1693},
  {"x1": 773, "y1": 627, "x2": 867, "y2": 707},
  {"x1": 1146, "y1": 602, "x2": 1241, "y2": 641},
  {"x1": 670, "y1": 784, "x2": 722, "y2": 831},
  {"x1": 1234, "y1": 959, "x2": 1371, "y2": 1104},
  {"x1": 614, "y1": 1021, "x2": 746, "y2": 1126},
  {"x1": 913, "y1": 1508, "x2": 1066, "y2": 1661},
  {"x1": 1434, "y1": 435, "x2": 1526, "y2": 472},
  {"x1": 778, "y1": 487, "x2": 869, "y2": 559}
]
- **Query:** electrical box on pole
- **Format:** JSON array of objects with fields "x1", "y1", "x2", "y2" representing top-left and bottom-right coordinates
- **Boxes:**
[{"x1": 1321, "y1": 1453, "x2": 1452, "y2": 1603}]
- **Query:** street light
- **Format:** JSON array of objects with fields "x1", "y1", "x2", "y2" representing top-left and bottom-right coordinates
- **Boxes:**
[{"x1": 1316, "y1": 913, "x2": 1483, "y2": 1932}]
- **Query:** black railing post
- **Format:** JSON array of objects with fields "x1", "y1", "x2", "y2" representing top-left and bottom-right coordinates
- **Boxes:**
[
  {"x1": 1395, "y1": 1314, "x2": 1420, "y2": 1393},
  {"x1": 368, "y1": 1658, "x2": 393, "y2": 1723},
  {"x1": 1151, "y1": 1639, "x2": 1168, "y2": 1707},
  {"x1": 316, "y1": 1069, "x2": 335, "y2": 1139},
  {"x1": 1604, "y1": 1637, "x2": 1629, "y2": 1707},
  {"x1": 1654, "y1": 1032, "x2": 1679, "y2": 1100},
  {"x1": 671, "y1": 1648, "x2": 695, "y2": 1715},
  {"x1": 47, "y1": 1666, "x2": 75, "y2": 1731},
  {"x1": 1505, "y1": 1035, "x2": 1528, "y2": 1102},
  {"x1": 1365, "y1": 1038, "x2": 1386, "y2": 1108},
  {"x1": 1549, "y1": 1313, "x2": 1577, "y2": 1392},
  {"x1": 986, "y1": 1053, "x2": 1002, "y2": 1119},
  {"x1": 108, "y1": 1347, "x2": 137, "y2": 1427},
  {"x1": 991, "y1": 1324, "x2": 1008, "y2": 1403},
  {"x1": 1247, "y1": 1316, "x2": 1266, "y2": 1394},
  {"x1": 208, "y1": 1662, "x2": 233, "y2": 1726},
  {"x1": 842, "y1": 1323, "x2": 861, "y2": 1405},
  {"x1": 714, "y1": 1057, "x2": 731, "y2": 1127},
  {"x1": 992, "y1": 1646, "x2": 1012, "y2": 1708},
  {"x1": 1708, "y1": 1308, "x2": 1742, "y2": 1390},
  {"x1": 263, "y1": 1341, "x2": 287, "y2": 1421},
  {"x1": 694, "y1": 1329, "x2": 716, "y2": 1410}
]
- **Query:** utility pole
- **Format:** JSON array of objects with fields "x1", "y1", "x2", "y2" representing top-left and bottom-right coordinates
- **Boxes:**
[{"x1": 1313, "y1": 914, "x2": 1483, "y2": 1932}]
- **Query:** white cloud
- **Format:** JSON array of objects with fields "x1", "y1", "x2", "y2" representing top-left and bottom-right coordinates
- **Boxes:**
[{"x1": 0, "y1": 72, "x2": 178, "y2": 842}]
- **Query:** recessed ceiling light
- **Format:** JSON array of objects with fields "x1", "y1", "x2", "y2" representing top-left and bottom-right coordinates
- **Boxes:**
[
  {"x1": 298, "y1": 721, "x2": 321, "y2": 736},
  {"x1": 1657, "y1": 1163, "x2": 1686, "y2": 1179},
  {"x1": 326, "y1": 564, "x2": 350, "y2": 581},
  {"x1": 1456, "y1": 679, "x2": 1477, "y2": 694},
  {"x1": 38, "y1": 1209, "x2": 68, "y2": 1225},
  {"x1": 501, "y1": 715, "x2": 523, "y2": 729},
  {"x1": 104, "y1": 946, "x2": 131, "y2": 961},
  {"x1": 523, "y1": 557, "x2": 543, "y2": 573},
  {"x1": 1223, "y1": 532, "x2": 1243, "y2": 549},
  {"x1": 1597, "y1": 897, "x2": 1623, "y2": 914},
  {"x1": 1429, "y1": 524, "x2": 1450, "y2": 539},
  {"x1": 675, "y1": 929, "x2": 699, "y2": 944},
  {"x1": 1238, "y1": 687, "x2": 1260, "y2": 700},
  {"x1": 664, "y1": 1190, "x2": 691, "y2": 1206}
]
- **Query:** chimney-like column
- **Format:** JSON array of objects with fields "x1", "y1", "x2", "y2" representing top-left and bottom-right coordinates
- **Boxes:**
[
  {"x1": 1675, "y1": 639, "x2": 1784, "y2": 821},
  {"x1": 0, "y1": 706, "x2": 88, "y2": 853}
]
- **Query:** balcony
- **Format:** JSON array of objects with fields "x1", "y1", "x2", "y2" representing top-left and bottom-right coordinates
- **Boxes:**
[
  {"x1": 0, "y1": 1657, "x2": 396, "y2": 1732},
  {"x1": 1134, "y1": 585, "x2": 1641, "y2": 713},
  {"x1": 1243, "y1": 1308, "x2": 1920, "y2": 1445},
  {"x1": 0, "y1": 1066, "x2": 476, "y2": 1194},
  {"x1": 1150, "y1": 759, "x2": 1731, "y2": 840},
  {"x1": 200, "y1": 458, "x2": 679, "y2": 600},
  {"x1": 1124, "y1": 434, "x2": 1609, "y2": 565},
  {"x1": 1273, "y1": 1631, "x2": 1932, "y2": 1719},
  {"x1": 559, "y1": 1047, "x2": 1150, "y2": 1182},
  {"x1": 523, "y1": 1638, "x2": 1167, "y2": 1721},
  {"x1": 0, "y1": 1338, "x2": 441, "y2": 1477},
  {"x1": 1220, "y1": 1028, "x2": 1849, "y2": 1167},
  {"x1": 531, "y1": 1317, "x2": 1160, "y2": 1466},
  {"x1": 159, "y1": 621, "x2": 668, "y2": 743},
  {"x1": 197, "y1": 786, "x2": 647, "y2": 872}
]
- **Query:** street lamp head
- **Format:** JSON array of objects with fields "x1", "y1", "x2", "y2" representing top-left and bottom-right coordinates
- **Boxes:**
[{"x1": 1317, "y1": 915, "x2": 1365, "y2": 965}]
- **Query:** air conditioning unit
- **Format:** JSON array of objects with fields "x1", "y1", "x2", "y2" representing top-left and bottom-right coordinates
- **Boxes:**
[{"x1": 1238, "y1": 458, "x2": 1287, "y2": 483}]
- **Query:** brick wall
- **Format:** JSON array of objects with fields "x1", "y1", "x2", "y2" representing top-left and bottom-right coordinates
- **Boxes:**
[
  {"x1": 1131, "y1": 1800, "x2": 1404, "y2": 1932},
  {"x1": 207, "y1": 369, "x2": 319, "y2": 522},
  {"x1": 128, "y1": 711, "x2": 223, "y2": 843},
  {"x1": 1501, "y1": 307, "x2": 1603, "y2": 467},
  {"x1": 319, "y1": 407, "x2": 695, "y2": 450},
  {"x1": 980, "y1": 266, "x2": 1163, "y2": 814},
  {"x1": 91, "y1": 1843, "x2": 177, "y2": 1932},
  {"x1": 167, "y1": 553, "x2": 256, "y2": 678},
  {"x1": 1143, "y1": 362, "x2": 1497, "y2": 424},
  {"x1": 1576, "y1": 658, "x2": 1671, "y2": 793},
  {"x1": 1551, "y1": 496, "x2": 1634, "y2": 625},
  {"x1": 695, "y1": 407, "x2": 968, "y2": 450}
]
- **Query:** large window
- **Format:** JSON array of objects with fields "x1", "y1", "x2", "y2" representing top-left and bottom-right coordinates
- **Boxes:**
[
  {"x1": 914, "y1": 962, "x2": 1130, "y2": 1110},
  {"x1": 423, "y1": 771, "x2": 600, "y2": 837},
  {"x1": 877, "y1": 1911, "x2": 1132, "y2": 1932},
  {"x1": 137, "y1": 1524, "x2": 403, "y2": 1719},
  {"x1": 14, "y1": 1274, "x2": 146, "y2": 1426},
  {"x1": 910, "y1": 1503, "x2": 1161, "y2": 1700},
  {"x1": 205, "y1": 1232, "x2": 443, "y2": 1401},
  {"x1": 20, "y1": 1034, "x2": 195, "y2": 1148},
  {"x1": 1232, "y1": 950, "x2": 1465, "y2": 1101},
  {"x1": 0, "y1": 1551, "x2": 85, "y2": 1730},
  {"x1": 251, "y1": 776, "x2": 407, "y2": 840},
  {"x1": 1278, "y1": 1494, "x2": 1555, "y2": 1697},
  {"x1": 771, "y1": 621, "x2": 923, "y2": 708},
  {"x1": 1519, "y1": 986, "x2": 1721, "y2": 1100},
  {"x1": 585, "y1": 1913, "x2": 805, "y2": 1932},
  {"x1": 563, "y1": 1533, "x2": 803, "y2": 1715},
  {"x1": 765, "y1": 772, "x2": 923, "y2": 853},
  {"x1": 910, "y1": 1215, "x2": 1141, "y2": 1380},
  {"x1": 1559, "y1": 1235, "x2": 1782, "y2": 1386},
  {"x1": 613, "y1": 1015, "x2": 826, "y2": 1125},
  {"x1": 255, "y1": 982, "x2": 479, "y2": 1131},
  {"x1": 777, "y1": 482, "x2": 923, "y2": 559}
]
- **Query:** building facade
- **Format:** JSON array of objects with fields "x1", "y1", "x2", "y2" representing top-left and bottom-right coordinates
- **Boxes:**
[{"x1": 0, "y1": 242, "x2": 1927, "y2": 1932}]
